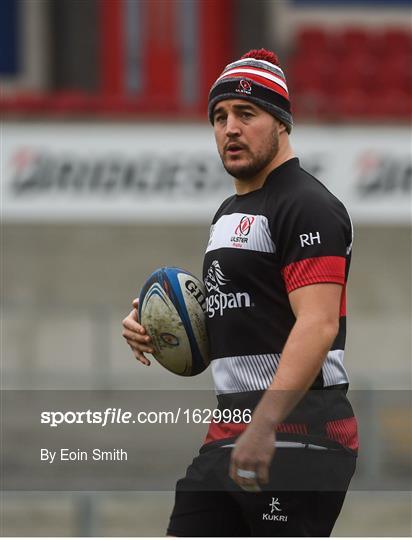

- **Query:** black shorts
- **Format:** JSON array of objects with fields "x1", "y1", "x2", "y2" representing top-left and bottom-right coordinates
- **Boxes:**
[{"x1": 167, "y1": 444, "x2": 356, "y2": 537}]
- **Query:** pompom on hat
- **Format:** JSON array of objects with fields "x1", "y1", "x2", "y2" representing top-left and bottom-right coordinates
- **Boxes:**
[{"x1": 208, "y1": 49, "x2": 293, "y2": 133}]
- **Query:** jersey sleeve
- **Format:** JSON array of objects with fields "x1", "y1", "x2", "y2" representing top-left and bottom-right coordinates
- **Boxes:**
[{"x1": 271, "y1": 191, "x2": 352, "y2": 294}]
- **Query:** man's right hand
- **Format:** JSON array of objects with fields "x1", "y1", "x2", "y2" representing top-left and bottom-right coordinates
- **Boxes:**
[{"x1": 122, "y1": 298, "x2": 153, "y2": 366}]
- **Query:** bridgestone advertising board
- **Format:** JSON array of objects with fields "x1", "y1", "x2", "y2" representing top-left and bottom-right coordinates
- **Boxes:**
[{"x1": 2, "y1": 122, "x2": 411, "y2": 224}]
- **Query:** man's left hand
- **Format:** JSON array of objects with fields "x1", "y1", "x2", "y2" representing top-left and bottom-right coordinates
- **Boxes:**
[{"x1": 229, "y1": 422, "x2": 276, "y2": 491}]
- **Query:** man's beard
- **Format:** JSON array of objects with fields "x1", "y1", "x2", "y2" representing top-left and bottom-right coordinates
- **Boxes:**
[{"x1": 221, "y1": 130, "x2": 279, "y2": 180}]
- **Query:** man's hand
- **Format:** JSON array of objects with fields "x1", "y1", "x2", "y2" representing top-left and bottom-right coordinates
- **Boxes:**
[
  {"x1": 229, "y1": 283, "x2": 342, "y2": 491},
  {"x1": 229, "y1": 420, "x2": 275, "y2": 491},
  {"x1": 122, "y1": 298, "x2": 153, "y2": 366}
]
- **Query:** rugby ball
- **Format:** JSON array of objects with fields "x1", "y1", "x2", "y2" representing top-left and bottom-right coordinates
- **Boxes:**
[{"x1": 138, "y1": 267, "x2": 210, "y2": 376}]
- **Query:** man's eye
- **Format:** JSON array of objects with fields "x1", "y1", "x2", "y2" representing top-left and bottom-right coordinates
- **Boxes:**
[
  {"x1": 215, "y1": 115, "x2": 225, "y2": 123},
  {"x1": 242, "y1": 112, "x2": 253, "y2": 119}
]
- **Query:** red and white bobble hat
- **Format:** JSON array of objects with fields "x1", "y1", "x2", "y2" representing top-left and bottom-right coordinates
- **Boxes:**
[{"x1": 208, "y1": 49, "x2": 293, "y2": 133}]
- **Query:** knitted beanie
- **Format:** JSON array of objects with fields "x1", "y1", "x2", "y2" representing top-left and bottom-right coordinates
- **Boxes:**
[{"x1": 208, "y1": 49, "x2": 293, "y2": 133}]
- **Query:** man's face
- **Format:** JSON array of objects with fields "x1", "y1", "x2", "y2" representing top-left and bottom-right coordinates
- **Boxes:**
[{"x1": 212, "y1": 99, "x2": 280, "y2": 181}]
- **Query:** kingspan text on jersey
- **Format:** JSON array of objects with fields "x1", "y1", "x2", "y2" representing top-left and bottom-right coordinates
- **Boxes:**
[{"x1": 206, "y1": 291, "x2": 251, "y2": 318}]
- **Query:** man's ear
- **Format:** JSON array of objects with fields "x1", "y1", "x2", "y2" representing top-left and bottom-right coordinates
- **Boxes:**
[{"x1": 278, "y1": 122, "x2": 287, "y2": 134}]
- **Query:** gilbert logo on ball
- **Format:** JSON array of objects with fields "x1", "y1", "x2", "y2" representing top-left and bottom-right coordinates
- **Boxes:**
[{"x1": 138, "y1": 267, "x2": 210, "y2": 376}]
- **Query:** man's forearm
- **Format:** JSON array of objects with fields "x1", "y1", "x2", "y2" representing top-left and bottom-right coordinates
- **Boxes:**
[{"x1": 251, "y1": 316, "x2": 338, "y2": 430}]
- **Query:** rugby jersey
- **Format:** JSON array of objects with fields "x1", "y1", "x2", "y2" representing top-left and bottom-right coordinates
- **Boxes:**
[{"x1": 203, "y1": 158, "x2": 358, "y2": 453}]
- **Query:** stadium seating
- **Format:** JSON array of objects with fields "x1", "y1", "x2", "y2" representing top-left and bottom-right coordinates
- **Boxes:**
[
  {"x1": 290, "y1": 25, "x2": 412, "y2": 121},
  {"x1": 2, "y1": 23, "x2": 411, "y2": 123}
]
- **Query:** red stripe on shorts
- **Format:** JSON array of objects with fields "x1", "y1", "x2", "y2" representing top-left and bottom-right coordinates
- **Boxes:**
[
  {"x1": 204, "y1": 421, "x2": 308, "y2": 444},
  {"x1": 326, "y1": 417, "x2": 359, "y2": 450}
]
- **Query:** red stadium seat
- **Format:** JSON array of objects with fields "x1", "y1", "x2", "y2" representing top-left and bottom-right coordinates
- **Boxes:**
[
  {"x1": 295, "y1": 27, "x2": 330, "y2": 54},
  {"x1": 49, "y1": 91, "x2": 95, "y2": 114},
  {"x1": 330, "y1": 51, "x2": 375, "y2": 93},
  {"x1": 291, "y1": 24, "x2": 412, "y2": 121},
  {"x1": 334, "y1": 88, "x2": 371, "y2": 119},
  {"x1": 338, "y1": 27, "x2": 371, "y2": 54},
  {"x1": 372, "y1": 58, "x2": 411, "y2": 93},
  {"x1": 367, "y1": 39, "x2": 411, "y2": 93},
  {"x1": 368, "y1": 88, "x2": 412, "y2": 119},
  {"x1": 293, "y1": 88, "x2": 332, "y2": 119},
  {"x1": 0, "y1": 92, "x2": 49, "y2": 114},
  {"x1": 382, "y1": 28, "x2": 412, "y2": 53},
  {"x1": 289, "y1": 51, "x2": 336, "y2": 93}
]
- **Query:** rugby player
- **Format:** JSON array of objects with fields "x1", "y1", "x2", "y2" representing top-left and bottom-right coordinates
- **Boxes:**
[{"x1": 122, "y1": 49, "x2": 358, "y2": 536}]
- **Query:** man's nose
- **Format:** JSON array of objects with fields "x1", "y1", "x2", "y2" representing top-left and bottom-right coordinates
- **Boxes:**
[{"x1": 225, "y1": 114, "x2": 241, "y2": 136}]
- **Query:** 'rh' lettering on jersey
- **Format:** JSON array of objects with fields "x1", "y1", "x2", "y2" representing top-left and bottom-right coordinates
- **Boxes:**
[{"x1": 299, "y1": 232, "x2": 321, "y2": 247}]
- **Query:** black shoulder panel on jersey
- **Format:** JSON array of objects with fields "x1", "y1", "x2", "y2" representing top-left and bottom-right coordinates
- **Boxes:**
[
  {"x1": 212, "y1": 194, "x2": 236, "y2": 224},
  {"x1": 265, "y1": 164, "x2": 353, "y2": 269}
]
